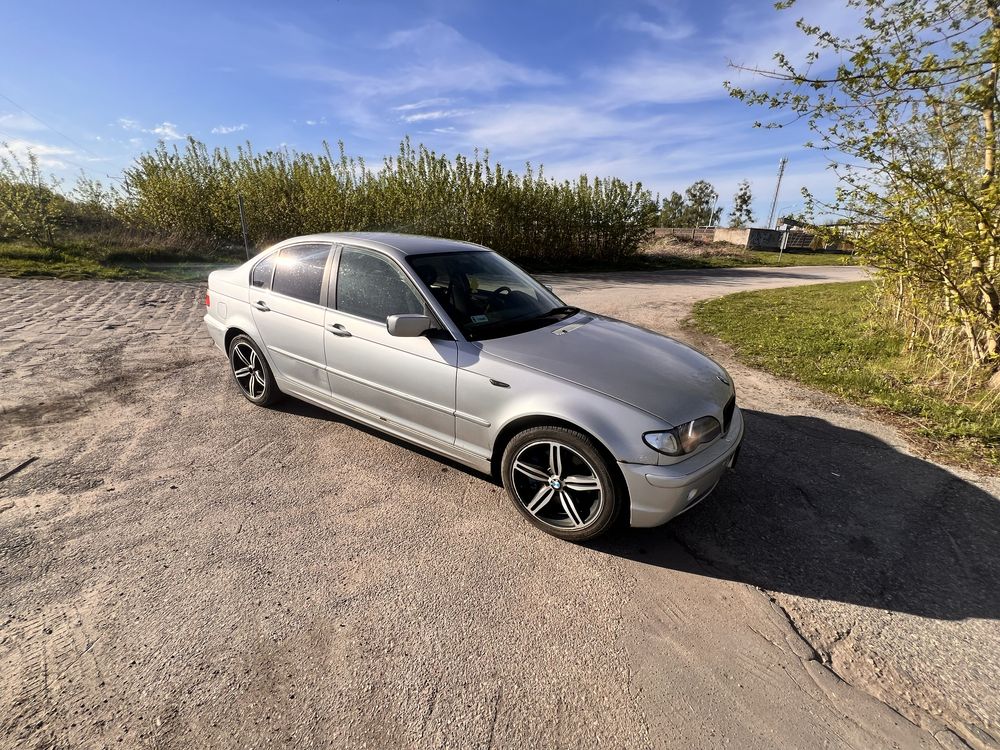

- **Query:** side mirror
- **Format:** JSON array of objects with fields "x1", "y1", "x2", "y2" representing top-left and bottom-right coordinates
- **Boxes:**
[{"x1": 386, "y1": 314, "x2": 433, "y2": 337}]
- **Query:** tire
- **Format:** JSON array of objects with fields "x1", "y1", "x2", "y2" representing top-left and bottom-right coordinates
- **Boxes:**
[
  {"x1": 500, "y1": 425, "x2": 621, "y2": 542},
  {"x1": 227, "y1": 334, "x2": 281, "y2": 406}
]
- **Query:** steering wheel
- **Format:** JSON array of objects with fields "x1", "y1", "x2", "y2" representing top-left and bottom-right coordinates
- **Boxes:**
[{"x1": 481, "y1": 286, "x2": 512, "y2": 313}]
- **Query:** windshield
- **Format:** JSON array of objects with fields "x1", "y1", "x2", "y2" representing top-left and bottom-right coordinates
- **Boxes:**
[{"x1": 406, "y1": 251, "x2": 575, "y2": 341}]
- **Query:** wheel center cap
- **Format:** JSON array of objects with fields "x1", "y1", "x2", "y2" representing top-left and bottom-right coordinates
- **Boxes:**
[{"x1": 549, "y1": 477, "x2": 562, "y2": 489}]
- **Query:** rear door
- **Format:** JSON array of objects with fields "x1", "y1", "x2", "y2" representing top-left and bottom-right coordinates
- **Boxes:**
[
  {"x1": 249, "y1": 242, "x2": 333, "y2": 395},
  {"x1": 323, "y1": 245, "x2": 458, "y2": 445}
]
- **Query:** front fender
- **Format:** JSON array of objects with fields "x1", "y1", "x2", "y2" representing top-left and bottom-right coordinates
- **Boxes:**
[{"x1": 455, "y1": 348, "x2": 667, "y2": 465}]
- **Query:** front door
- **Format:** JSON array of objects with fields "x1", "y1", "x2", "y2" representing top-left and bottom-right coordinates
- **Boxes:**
[
  {"x1": 323, "y1": 245, "x2": 458, "y2": 446},
  {"x1": 250, "y1": 242, "x2": 332, "y2": 395}
]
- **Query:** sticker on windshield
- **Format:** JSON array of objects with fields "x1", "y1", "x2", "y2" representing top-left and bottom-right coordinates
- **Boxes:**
[{"x1": 470, "y1": 314, "x2": 489, "y2": 323}]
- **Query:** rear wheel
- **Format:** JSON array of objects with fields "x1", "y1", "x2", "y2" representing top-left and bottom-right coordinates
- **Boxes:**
[
  {"x1": 228, "y1": 334, "x2": 281, "y2": 406},
  {"x1": 501, "y1": 426, "x2": 620, "y2": 541}
]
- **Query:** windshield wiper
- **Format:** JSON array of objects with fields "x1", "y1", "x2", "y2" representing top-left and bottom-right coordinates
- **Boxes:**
[
  {"x1": 537, "y1": 305, "x2": 579, "y2": 320},
  {"x1": 464, "y1": 306, "x2": 580, "y2": 341}
]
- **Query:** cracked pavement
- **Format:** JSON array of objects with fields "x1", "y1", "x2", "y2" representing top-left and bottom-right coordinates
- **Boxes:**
[{"x1": 1, "y1": 267, "x2": 997, "y2": 749}]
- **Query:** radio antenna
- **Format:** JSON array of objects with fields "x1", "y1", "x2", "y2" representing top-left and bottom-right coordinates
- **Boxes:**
[
  {"x1": 238, "y1": 194, "x2": 252, "y2": 260},
  {"x1": 766, "y1": 157, "x2": 787, "y2": 229}
]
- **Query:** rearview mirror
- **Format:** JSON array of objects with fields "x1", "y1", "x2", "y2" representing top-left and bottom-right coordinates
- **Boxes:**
[{"x1": 386, "y1": 314, "x2": 433, "y2": 337}]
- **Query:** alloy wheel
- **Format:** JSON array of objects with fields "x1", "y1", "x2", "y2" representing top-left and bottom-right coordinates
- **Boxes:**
[
  {"x1": 510, "y1": 440, "x2": 604, "y2": 530},
  {"x1": 231, "y1": 341, "x2": 267, "y2": 399}
]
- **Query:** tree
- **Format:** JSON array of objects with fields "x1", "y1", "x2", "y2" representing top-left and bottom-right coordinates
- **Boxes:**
[
  {"x1": 658, "y1": 181, "x2": 723, "y2": 226},
  {"x1": 727, "y1": 0, "x2": 1000, "y2": 372},
  {"x1": 729, "y1": 180, "x2": 755, "y2": 227},
  {"x1": 659, "y1": 191, "x2": 686, "y2": 225},
  {"x1": 0, "y1": 144, "x2": 63, "y2": 246},
  {"x1": 684, "y1": 180, "x2": 722, "y2": 226}
]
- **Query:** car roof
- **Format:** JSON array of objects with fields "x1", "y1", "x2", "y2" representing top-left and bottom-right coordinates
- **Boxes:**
[{"x1": 274, "y1": 232, "x2": 491, "y2": 258}]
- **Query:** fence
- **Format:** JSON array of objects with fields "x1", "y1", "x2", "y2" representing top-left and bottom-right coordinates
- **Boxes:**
[
  {"x1": 654, "y1": 227, "x2": 717, "y2": 242},
  {"x1": 654, "y1": 226, "x2": 836, "y2": 250}
]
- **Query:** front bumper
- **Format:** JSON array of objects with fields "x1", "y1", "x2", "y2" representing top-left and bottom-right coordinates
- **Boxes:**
[{"x1": 621, "y1": 406, "x2": 744, "y2": 527}]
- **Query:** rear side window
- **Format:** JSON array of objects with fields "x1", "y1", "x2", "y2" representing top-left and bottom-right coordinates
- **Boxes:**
[
  {"x1": 271, "y1": 244, "x2": 331, "y2": 304},
  {"x1": 251, "y1": 254, "x2": 275, "y2": 288},
  {"x1": 336, "y1": 247, "x2": 426, "y2": 322}
]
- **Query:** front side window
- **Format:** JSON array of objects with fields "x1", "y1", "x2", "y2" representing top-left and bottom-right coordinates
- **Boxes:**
[
  {"x1": 406, "y1": 251, "x2": 568, "y2": 340},
  {"x1": 271, "y1": 244, "x2": 331, "y2": 304},
  {"x1": 336, "y1": 247, "x2": 427, "y2": 322},
  {"x1": 251, "y1": 253, "x2": 275, "y2": 288}
]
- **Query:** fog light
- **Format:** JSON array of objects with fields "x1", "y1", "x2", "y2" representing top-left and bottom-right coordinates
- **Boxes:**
[{"x1": 687, "y1": 488, "x2": 698, "y2": 502}]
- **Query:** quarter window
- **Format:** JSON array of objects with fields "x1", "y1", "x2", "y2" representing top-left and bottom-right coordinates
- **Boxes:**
[
  {"x1": 271, "y1": 244, "x2": 331, "y2": 304},
  {"x1": 250, "y1": 253, "x2": 275, "y2": 288},
  {"x1": 336, "y1": 247, "x2": 426, "y2": 322}
]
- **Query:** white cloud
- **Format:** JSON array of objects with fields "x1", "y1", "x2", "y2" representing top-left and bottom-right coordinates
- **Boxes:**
[
  {"x1": 618, "y1": 12, "x2": 694, "y2": 42},
  {"x1": 394, "y1": 98, "x2": 452, "y2": 111},
  {"x1": 149, "y1": 122, "x2": 182, "y2": 139},
  {"x1": 278, "y1": 22, "x2": 560, "y2": 101},
  {"x1": 589, "y1": 56, "x2": 726, "y2": 105},
  {"x1": 401, "y1": 109, "x2": 472, "y2": 123},
  {"x1": 211, "y1": 123, "x2": 247, "y2": 134},
  {"x1": 459, "y1": 103, "x2": 656, "y2": 153},
  {"x1": 117, "y1": 117, "x2": 185, "y2": 140},
  {"x1": 0, "y1": 138, "x2": 75, "y2": 168},
  {"x1": 718, "y1": 0, "x2": 862, "y2": 73},
  {"x1": 0, "y1": 112, "x2": 44, "y2": 132},
  {"x1": 255, "y1": 7, "x2": 850, "y2": 208}
]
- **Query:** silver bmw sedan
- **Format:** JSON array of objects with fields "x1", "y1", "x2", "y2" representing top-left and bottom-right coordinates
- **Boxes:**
[{"x1": 204, "y1": 233, "x2": 743, "y2": 541}]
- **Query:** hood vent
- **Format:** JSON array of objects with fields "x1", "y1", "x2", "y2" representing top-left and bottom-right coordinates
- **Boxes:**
[{"x1": 552, "y1": 316, "x2": 593, "y2": 335}]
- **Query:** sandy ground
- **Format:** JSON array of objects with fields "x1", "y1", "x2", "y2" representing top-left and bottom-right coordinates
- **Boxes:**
[{"x1": 1, "y1": 267, "x2": 997, "y2": 750}]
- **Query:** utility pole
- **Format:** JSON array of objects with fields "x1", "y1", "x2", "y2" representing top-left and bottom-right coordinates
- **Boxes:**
[{"x1": 766, "y1": 157, "x2": 787, "y2": 229}]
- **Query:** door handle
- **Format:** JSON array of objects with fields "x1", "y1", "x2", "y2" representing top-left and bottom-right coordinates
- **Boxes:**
[
  {"x1": 253, "y1": 300, "x2": 270, "y2": 312},
  {"x1": 327, "y1": 323, "x2": 352, "y2": 337}
]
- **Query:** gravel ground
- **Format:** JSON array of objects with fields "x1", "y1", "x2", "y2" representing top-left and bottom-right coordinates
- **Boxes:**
[{"x1": 1, "y1": 267, "x2": 996, "y2": 750}]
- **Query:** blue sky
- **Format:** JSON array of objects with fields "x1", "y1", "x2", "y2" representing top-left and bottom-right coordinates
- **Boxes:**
[{"x1": 0, "y1": 0, "x2": 857, "y2": 221}]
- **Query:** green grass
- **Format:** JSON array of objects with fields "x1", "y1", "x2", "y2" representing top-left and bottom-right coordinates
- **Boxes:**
[
  {"x1": 514, "y1": 248, "x2": 853, "y2": 273},
  {"x1": 0, "y1": 240, "x2": 240, "y2": 282},
  {"x1": 693, "y1": 281, "x2": 1000, "y2": 469},
  {"x1": 1, "y1": 236, "x2": 855, "y2": 282},
  {"x1": 660, "y1": 248, "x2": 855, "y2": 269}
]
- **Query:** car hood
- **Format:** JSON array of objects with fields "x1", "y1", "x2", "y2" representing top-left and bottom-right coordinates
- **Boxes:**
[{"x1": 476, "y1": 313, "x2": 733, "y2": 425}]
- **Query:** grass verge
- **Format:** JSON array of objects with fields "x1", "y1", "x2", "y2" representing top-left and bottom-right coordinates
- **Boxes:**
[
  {"x1": 692, "y1": 281, "x2": 1000, "y2": 470},
  {"x1": 1, "y1": 236, "x2": 855, "y2": 282},
  {"x1": 0, "y1": 240, "x2": 241, "y2": 282}
]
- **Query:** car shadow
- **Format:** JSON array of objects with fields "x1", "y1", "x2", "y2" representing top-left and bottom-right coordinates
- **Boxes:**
[
  {"x1": 592, "y1": 409, "x2": 1000, "y2": 621},
  {"x1": 271, "y1": 397, "x2": 495, "y2": 480}
]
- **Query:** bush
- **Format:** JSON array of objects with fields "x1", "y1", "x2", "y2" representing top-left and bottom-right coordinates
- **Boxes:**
[
  {"x1": 0, "y1": 145, "x2": 66, "y2": 247},
  {"x1": 118, "y1": 137, "x2": 657, "y2": 264}
]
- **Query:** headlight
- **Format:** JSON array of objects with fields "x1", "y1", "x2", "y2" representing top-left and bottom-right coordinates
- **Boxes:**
[{"x1": 644, "y1": 416, "x2": 722, "y2": 456}]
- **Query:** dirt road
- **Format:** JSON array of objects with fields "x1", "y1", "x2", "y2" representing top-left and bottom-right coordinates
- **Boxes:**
[{"x1": 1, "y1": 266, "x2": 997, "y2": 750}]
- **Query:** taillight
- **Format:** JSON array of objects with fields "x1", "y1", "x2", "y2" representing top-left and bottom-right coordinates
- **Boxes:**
[{"x1": 205, "y1": 292, "x2": 211, "y2": 307}]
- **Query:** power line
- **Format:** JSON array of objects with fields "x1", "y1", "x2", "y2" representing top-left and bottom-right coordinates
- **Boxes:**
[
  {"x1": 0, "y1": 129, "x2": 122, "y2": 184},
  {"x1": 0, "y1": 90, "x2": 104, "y2": 160}
]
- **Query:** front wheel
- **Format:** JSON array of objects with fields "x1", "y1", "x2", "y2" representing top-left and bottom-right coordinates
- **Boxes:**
[
  {"x1": 501, "y1": 426, "x2": 621, "y2": 542},
  {"x1": 227, "y1": 334, "x2": 281, "y2": 406}
]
